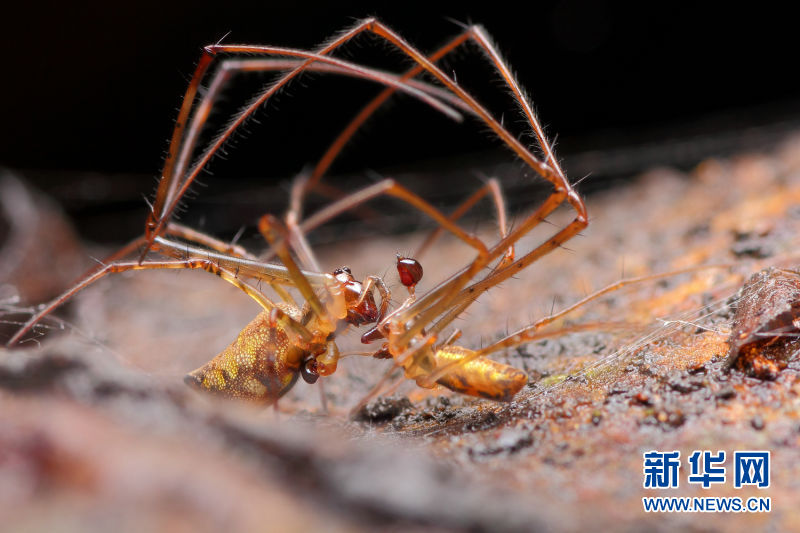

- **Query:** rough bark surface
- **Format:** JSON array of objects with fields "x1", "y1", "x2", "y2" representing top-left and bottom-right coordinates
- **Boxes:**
[{"x1": 3, "y1": 135, "x2": 800, "y2": 531}]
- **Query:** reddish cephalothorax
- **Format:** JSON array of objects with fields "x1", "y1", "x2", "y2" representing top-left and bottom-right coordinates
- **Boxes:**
[{"x1": 333, "y1": 266, "x2": 380, "y2": 326}]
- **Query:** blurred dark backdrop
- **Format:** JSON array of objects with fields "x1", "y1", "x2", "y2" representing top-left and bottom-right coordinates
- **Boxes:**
[{"x1": 2, "y1": 1, "x2": 798, "y2": 244}]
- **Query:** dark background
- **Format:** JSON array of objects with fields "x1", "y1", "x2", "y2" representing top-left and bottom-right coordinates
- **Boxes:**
[{"x1": 2, "y1": 1, "x2": 798, "y2": 243}]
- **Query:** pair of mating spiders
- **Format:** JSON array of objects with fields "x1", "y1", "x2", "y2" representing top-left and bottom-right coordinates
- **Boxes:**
[{"x1": 7, "y1": 18, "x2": 592, "y2": 409}]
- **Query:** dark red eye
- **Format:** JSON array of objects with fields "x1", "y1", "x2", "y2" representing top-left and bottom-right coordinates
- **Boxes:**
[{"x1": 396, "y1": 256, "x2": 423, "y2": 288}]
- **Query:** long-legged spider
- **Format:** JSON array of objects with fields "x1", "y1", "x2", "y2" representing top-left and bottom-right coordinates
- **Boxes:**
[{"x1": 7, "y1": 18, "x2": 590, "y2": 407}]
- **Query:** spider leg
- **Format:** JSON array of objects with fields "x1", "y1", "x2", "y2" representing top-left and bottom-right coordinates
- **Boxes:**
[
  {"x1": 257, "y1": 214, "x2": 338, "y2": 330},
  {"x1": 7, "y1": 223, "x2": 257, "y2": 343},
  {"x1": 150, "y1": 18, "x2": 585, "y2": 282},
  {"x1": 148, "y1": 18, "x2": 542, "y2": 259},
  {"x1": 150, "y1": 233, "x2": 308, "y2": 307},
  {"x1": 149, "y1": 53, "x2": 215, "y2": 241},
  {"x1": 291, "y1": 28, "x2": 517, "y2": 230},
  {"x1": 250, "y1": 21, "x2": 590, "y2": 409},
  {"x1": 150, "y1": 14, "x2": 392, "y2": 225},
  {"x1": 134, "y1": 222, "x2": 301, "y2": 305},
  {"x1": 256, "y1": 172, "x2": 494, "y2": 267},
  {"x1": 283, "y1": 173, "x2": 394, "y2": 329},
  {"x1": 164, "y1": 222, "x2": 255, "y2": 259},
  {"x1": 394, "y1": 190, "x2": 574, "y2": 347},
  {"x1": 6, "y1": 258, "x2": 316, "y2": 347},
  {"x1": 150, "y1": 19, "x2": 584, "y2": 285},
  {"x1": 339, "y1": 177, "x2": 511, "y2": 346},
  {"x1": 278, "y1": 178, "x2": 337, "y2": 412},
  {"x1": 296, "y1": 179, "x2": 489, "y2": 258},
  {"x1": 258, "y1": 176, "x2": 499, "y2": 273},
  {"x1": 339, "y1": 21, "x2": 585, "y2": 337},
  {"x1": 144, "y1": 40, "x2": 466, "y2": 258},
  {"x1": 222, "y1": 59, "x2": 470, "y2": 112},
  {"x1": 414, "y1": 177, "x2": 513, "y2": 265},
  {"x1": 411, "y1": 264, "x2": 729, "y2": 389},
  {"x1": 357, "y1": 317, "x2": 629, "y2": 409},
  {"x1": 83, "y1": 223, "x2": 255, "y2": 284},
  {"x1": 474, "y1": 264, "x2": 729, "y2": 357},
  {"x1": 149, "y1": 236, "x2": 332, "y2": 288},
  {"x1": 357, "y1": 276, "x2": 391, "y2": 322},
  {"x1": 258, "y1": 214, "x2": 360, "y2": 390},
  {"x1": 158, "y1": 223, "x2": 308, "y2": 305},
  {"x1": 306, "y1": 29, "x2": 472, "y2": 191},
  {"x1": 164, "y1": 56, "x2": 469, "y2": 240},
  {"x1": 5, "y1": 221, "x2": 337, "y2": 347},
  {"x1": 303, "y1": 19, "x2": 562, "y2": 201},
  {"x1": 328, "y1": 22, "x2": 590, "y2": 354},
  {"x1": 303, "y1": 20, "x2": 566, "y2": 194},
  {"x1": 284, "y1": 172, "x2": 323, "y2": 273}
]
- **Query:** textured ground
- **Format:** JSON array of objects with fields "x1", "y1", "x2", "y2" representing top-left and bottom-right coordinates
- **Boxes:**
[{"x1": 2, "y1": 134, "x2": 800, "y2": 532}]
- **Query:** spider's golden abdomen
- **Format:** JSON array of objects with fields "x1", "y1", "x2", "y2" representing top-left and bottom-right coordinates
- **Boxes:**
[
  {"x1": 431, "y1": 346, "x2": 527, "y2": 402},
  {"x1": 184, "y1": 310, "x2": 307, "y2": 404}
]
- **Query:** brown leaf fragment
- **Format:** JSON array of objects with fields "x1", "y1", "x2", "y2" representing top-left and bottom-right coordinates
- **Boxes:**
[{"x1": 724, "y1": 267, "x2": 800, "y2": 377}]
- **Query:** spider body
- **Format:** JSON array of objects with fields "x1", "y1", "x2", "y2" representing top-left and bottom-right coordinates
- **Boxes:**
[
  {"x1": 8, "y1": 18, "x2": 588, "y2": 410},
  {"x1": 184, "y1": 262, "x2": 382, "y2": 403},
  {"x1": 402, "y1": 345, "x2": 527, "y2": 402},
  {"x1": 180, "y1": 255, "x2": 526, "y2": 405},
  {"x1": 184, "y1": 308, "x2": 307, "y2": 402}
]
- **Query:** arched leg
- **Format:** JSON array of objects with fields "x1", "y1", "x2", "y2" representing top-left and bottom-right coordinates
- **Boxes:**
[{"x1": 144, "y1": 38, "x2": 466, "y2": 256}]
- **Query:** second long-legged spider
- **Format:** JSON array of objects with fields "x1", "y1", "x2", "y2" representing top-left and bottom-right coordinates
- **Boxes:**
[{"x1": 7, "y1": 18, "x2": 590, "y2": 408}]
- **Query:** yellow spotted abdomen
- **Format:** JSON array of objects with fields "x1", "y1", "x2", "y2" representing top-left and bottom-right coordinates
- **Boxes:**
[{"x1": 184, "y1": 310, "x2": 307, "y2": 404}]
